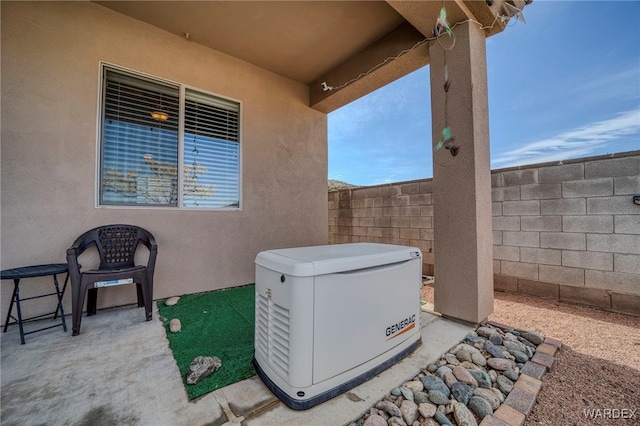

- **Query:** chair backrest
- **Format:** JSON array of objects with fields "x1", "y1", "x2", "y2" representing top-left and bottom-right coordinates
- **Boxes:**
[{"x1": 73, "y1": 225, "x2": 155, "y2": 270}]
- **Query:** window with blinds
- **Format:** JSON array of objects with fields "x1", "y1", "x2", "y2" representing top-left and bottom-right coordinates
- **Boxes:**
[{"x1": 99, "y1": 66, "x2": 241, "y2": 209}]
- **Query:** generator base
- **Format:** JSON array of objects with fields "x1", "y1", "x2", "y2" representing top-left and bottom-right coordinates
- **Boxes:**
[{"x1": 253, "y1": 337, "x2": 422, "y2": 410}]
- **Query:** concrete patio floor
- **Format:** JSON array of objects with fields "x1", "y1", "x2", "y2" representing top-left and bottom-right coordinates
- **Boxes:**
[{"x1": 1, "y1": 302, "x2": 473, "y2": 426}]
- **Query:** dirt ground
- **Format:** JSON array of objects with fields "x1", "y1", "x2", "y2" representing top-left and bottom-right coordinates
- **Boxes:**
[{"x1": 420, "y1": 285, "x2": 640, "y2": 425}]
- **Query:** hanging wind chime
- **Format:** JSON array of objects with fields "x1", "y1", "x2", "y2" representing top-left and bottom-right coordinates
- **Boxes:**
[{"x1": 433, "y1": 5, "x2": 460, "y2": 157}]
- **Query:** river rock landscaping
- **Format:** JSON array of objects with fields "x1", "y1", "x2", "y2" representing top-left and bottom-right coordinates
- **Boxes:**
[{"x1": 348, "y1": 321, "x2": 561, "y2": 426}]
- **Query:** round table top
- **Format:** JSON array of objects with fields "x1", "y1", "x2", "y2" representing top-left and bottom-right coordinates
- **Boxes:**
[{"x1": 1, "y1": 263, "x2": 69, "y2": 280}]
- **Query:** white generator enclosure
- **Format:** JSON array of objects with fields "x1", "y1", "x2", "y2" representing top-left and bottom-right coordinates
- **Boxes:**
[{"x1": 253, "y1": 243, "x2": 423, "y2": 410}]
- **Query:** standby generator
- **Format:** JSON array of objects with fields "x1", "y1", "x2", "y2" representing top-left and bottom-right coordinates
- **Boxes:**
[{"x1": 253, "y1": 243, "x2": 423, "y2": 410}]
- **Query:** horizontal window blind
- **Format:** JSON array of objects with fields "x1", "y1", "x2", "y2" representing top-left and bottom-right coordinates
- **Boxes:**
[
  {"x1": 99, "y1": 66, "x2": 240, "y2": 209},
  {"x1": 183, "y1": 88, "x2": 240, "y2": 207}
]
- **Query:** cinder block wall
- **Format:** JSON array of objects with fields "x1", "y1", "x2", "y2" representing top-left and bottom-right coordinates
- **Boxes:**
[
  {"x1": 328, "y1": 180, "x2": 435, "y2": 275},
  {"x1": 328, "y1": 151, "x2": 640, "y2": 315}
]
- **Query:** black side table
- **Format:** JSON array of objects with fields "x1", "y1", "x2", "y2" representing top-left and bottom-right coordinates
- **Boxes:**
[{"x1": 1, "y1": 263, "x2": 69, "y2": 344}]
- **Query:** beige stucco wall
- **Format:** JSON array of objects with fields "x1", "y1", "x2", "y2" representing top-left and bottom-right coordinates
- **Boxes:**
[{"x1": 1, "y1": 1, "x2": 328, "y2": 321}]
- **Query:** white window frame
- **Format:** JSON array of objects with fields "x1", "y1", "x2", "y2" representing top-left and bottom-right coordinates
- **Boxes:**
[{"x1": 95, "y1": 62, "x2": 242, "y2": 210}]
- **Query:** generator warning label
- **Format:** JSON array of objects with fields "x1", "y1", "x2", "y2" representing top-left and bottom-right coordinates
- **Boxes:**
[{"x1": 385, "y1": 314, "x2": 416, "y2": 340}]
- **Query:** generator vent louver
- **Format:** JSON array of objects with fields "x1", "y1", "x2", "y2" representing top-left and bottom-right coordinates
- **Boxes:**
[{"x1": 256, "y1": 292, "x2": 290, "y2": 378}]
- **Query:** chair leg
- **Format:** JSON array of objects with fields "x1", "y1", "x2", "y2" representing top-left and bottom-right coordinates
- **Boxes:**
[
  {"x1": 136, "y1": 283, "x2": 145, "y2": 308},
  {"x1": 72, "y1": 283, "x2": 86, "y2": 336},
  {"x1": 141, "y1": 283, "x2": 152, "y2": 321},
  {"x1": 87, "y1": 288, "x2": 98, "y2": 316}
]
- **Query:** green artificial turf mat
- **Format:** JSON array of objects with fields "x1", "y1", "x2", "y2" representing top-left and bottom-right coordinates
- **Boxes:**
[{"x1": 158, "y1": 284, "x2": 256, "y2": 400}]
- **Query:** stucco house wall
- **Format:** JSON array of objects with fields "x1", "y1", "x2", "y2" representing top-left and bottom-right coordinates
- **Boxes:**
[
  {"x1": 1, "y1": 1, "x2": 328, "y2": 321},
  {"x1": 329, "y1": 151, "x2": 640, "y2": 315}
]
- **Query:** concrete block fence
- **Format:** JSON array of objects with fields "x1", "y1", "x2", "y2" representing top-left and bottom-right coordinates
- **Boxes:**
[{"x1": 328, "y1": 151, "x2": 640, "y2": 316}]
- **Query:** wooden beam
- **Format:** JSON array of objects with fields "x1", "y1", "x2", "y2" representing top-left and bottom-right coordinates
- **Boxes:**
[{"x1": 310, "y1": 22, "x2": 429, "y2": 113}]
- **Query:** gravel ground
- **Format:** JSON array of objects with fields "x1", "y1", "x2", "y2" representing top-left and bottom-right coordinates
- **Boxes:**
[{"x1": 421, "y1": 285, "x2": 640, "y2": 425}]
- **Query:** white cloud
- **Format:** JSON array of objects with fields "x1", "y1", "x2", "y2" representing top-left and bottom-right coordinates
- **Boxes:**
[{"x1": 492, "y1": 109, "x2": 640, "y2": 167}]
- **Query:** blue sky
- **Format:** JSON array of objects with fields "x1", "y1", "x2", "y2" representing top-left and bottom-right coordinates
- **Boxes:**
[{"x1": 328, "y1": 0, "x2": 640, "y2": 186}]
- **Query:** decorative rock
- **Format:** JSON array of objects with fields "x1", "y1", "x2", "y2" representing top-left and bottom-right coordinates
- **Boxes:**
[
  {"x1": 348, "y1": 325, "x2": 549, "y2": 426},
  {"x1": 421, "y1": 375, "x2": 451, "y2": 397},
  {"x1": 427, "y1": 390, "x2": 450, "y2": 405},
  {"x1": 511, "y1": 350, "x2": 529, "y2": 363},
  {"x1": 169, "y1": 318, "x2": 181, "y2": 333},
  {"x1": 443, "y1": 371, "x2": 458, "y2": 388},
  {"x1": 450, "y1": 382, "x2": 473, "y2": 405},
  {"x1": 444, "y1": 353, "x2": 460, "y2": 366},
  {"x1": 459, "y1": 361, "x2": 481, "y2": 371},
  {"x1": 400, "y1": 386, "x2": 414, "y2": 402},
  {"x1": 467, "y1": 369, "x2": 492, "y2": 389},
  {"x1": 455, "y1": 349, "x2": 472, "y2": 363},
  {"x1": 465, "y1": 336, "x2": 483, "y2": 344},
  {"x1": 472, "y1": 340, "x2": 485, "y2": 351},
  {"x1": 492, "y1": 387, "x2": 506, "y2": 403},
  {"x1": 489, "y1": 332, "x2": 503, "y2": 346},
  {"x1": 400, "y1": 400, "x2": 419, "y2": 425},
  {"x1": 483, "y1": 340, "x2": 505, "y2": 358},
  {"x1": 518, "y1": 336, "x2": 537, "y2": 350},
  {"x1": 388, "y1": 416, "x2": 408, "y2": 426},
  {"x1": 468, "y1": 396, "x2": 493, "y2": 419},
  {"x1": 487, "y1": 358, "x2": 515, "y2": 371},
  {"x1": 522, "y1": 344, "x2": 535, "y2": 359},
  {"x1": 504, "y1": 368, "x2": 520, "y2": 382},
  {"x1": 504, "y1": 340, "x2": 527, "y2": 355},
  {"x1": 418, "y1": 402, "x2": 437, "y2": 418},
  {"x1": 376, "y1": 401, "x2": 402, "y2": 418},
  {"x1": 471, "y1": 352, "x2": 487, "y2": 367},
  {"x1": 186, "y1": 356, "x2": 221, "y2": 384},
  {"x1": 434, "y1": 411, "x2": 454, "y2": 426},
  {"x1": 473, "y1": 388, "x2": 501, "y2": 410},
  {"x1": 453, "y1": 402, "x2": 478, "y2": 426},
  {"x1": 519, "y1": 330, "x2": 544, "y2": 345},
  {"x1": 445, "y1": 401, "x2": 455, "y2": 414},
  {"x1": 476, "y1": 326, "x2": 495, "y2": 339},
  {"x1": 413, "y1": 391, "x2": 430, "y2": 404},
  {"x1": 496, "y1": 375, "x2": 514, "y2": 394},
  {"x1": 363, "y1": 414, "x2": 388, "y2": 426},
  {"x1": 452, "y1": 366, "x2": 478, "y2": 387},
  {"x1": 435, "y1": 366, "x2": 452, "y2": 380},
  {"x1": 164, "y1": 296, "x2": 180, "y2": 306},
  {"x1": 459, "y1": 343, "x2": 483, "y2": 357},
  {"x1": 403, "y1": 380, "x2": 424, "y2": 393},
  {"x1": 394, "y1": 396, "x2": 404, "y2": 408}
]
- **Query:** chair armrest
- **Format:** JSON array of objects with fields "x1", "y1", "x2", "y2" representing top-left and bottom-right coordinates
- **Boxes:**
[
  {"x1": 66, "y1": 233, "x2": 92, "y2": 274},
  {"x1": 66, "y1": 247, "x2": 82, "y2": 287},
  {"x1": 139, "y1": 231, "x2": 158, "y2": 271}
]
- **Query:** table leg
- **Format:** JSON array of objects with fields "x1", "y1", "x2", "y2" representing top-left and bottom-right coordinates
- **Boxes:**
[
  {"x1": 3, "y1": 280, "x2": 18, "y2": 333},
  {"x1": 53, "y1": 273, "x2": 69, "y2": 320},
  {"x1": 13, "y1": 280, "x2": 26, "y2": 344},
  {"x1": 52, "y1": 274, "x2": 67, "y2": 332}
]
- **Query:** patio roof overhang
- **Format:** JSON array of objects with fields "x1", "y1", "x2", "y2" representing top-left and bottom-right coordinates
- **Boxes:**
[{"x1": 94, "y1": 0, "x2": 527, "y2": 113}]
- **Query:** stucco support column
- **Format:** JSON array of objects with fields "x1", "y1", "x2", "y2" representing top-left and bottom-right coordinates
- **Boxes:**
[{"x1": 429, "y1": 21, "x2": 493, "y2": 324}]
